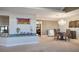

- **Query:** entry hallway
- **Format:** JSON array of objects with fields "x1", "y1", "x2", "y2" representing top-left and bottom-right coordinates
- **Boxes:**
[{"x1": 0, "y1": 35, "x2": 79, "y2": 52}]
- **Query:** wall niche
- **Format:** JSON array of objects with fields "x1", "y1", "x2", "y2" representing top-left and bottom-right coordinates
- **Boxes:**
[{"x1": 69, "y1": 20, "x2": 79, "y2": 28}]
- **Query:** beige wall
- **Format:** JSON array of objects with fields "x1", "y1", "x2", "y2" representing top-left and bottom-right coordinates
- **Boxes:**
[
  {"x1": 42, "y1": 20, "x2": 59, "y2": 35},
  {"x1": 65, "y1": 14, "x2": 79, "y2": 38},
  {"x1": 0, "y1": 16, "x2": 9, "y2": 25}
]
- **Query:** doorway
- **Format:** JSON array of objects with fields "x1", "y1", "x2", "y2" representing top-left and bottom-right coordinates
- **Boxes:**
[
  {"x1": 36, "y1": 24, "x2": 41, "y2": 36},
  {"x1": 36, "y1": 20, "x2": 42, "y2": 36}
]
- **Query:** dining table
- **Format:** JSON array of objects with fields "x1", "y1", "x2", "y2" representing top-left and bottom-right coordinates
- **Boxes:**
[{"x1": 58, "y1": 32, "x2": 65, "y2": 40}]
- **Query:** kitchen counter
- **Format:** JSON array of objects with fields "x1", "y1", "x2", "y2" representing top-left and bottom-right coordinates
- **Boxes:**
[
  {"x1": 0, "y1": 34, "x2": 38, "y2": 47},
  {"x1": 0, "y1": 33, "x2": 37, "y2": 37}
]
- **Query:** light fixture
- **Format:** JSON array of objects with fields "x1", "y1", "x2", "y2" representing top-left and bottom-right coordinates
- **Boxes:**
[
  {"x1": 58, "y1": 19, "x2": 66, "y2": 25},
  {"x1": 36, "y1": 21, "x2": 39, "y2": 24}
]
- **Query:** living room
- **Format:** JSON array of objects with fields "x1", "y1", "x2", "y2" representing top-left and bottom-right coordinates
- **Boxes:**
[{"x1": 0, "y1": 7, "x2": 79, "y2": 51}]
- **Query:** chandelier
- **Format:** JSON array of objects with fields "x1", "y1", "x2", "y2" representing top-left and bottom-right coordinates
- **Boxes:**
[{"x1": 58, "y1": 19, "x2": 66, "y2": 25}]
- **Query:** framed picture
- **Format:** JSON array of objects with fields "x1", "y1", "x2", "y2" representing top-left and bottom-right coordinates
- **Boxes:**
[{"x1": 17, "y1": 18, "x2": 31, "y2": 24}]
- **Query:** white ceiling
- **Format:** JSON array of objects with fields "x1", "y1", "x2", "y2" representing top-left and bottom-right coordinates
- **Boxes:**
[
  {"x1": 0, "y1": 7, "x2": 65, "y2": 18},
  {"x1": 0, "y1": 7, "x2": 79, "y2": 21},
  {"x1": 0, "y1": 7, "x2": 64, "y2": 14},
  {"x1": 43, "y1": 7, "x2": 64, "y2": 11}
]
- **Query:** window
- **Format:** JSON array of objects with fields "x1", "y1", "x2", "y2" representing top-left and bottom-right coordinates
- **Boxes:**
[{"x1": 0, "y1": 26, "x2": 8, "y2": 33}]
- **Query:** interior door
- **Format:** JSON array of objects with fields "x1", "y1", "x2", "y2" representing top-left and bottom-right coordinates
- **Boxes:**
[{"x1": 36, "y1": 24, "x2": 41, "y2": 36}]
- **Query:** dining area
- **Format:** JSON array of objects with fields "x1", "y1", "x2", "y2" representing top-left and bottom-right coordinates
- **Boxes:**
[{"x1": 54, "y1": 29, "x2": 76, "y2": 41}]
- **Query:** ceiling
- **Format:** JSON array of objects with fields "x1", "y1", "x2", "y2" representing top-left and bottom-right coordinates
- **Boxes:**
[
  {"x1": 0, "y1": 7, "x2": 65, "y2": 14},
  {"x1": 63, "y1": 7, "x2": 79, "y2": 12},
  {"x1": 0, "y1": 7, "x2": 79, "y2": 21},
  {"x1": 0, "y1": 7, "x2": 65, "y2": 19},
  {"x1": 43, "y1": 7, "x2": 64, "y2": 11},
  {"x1": 44, "y1": 7, "x2": 79, "y2": 12}
]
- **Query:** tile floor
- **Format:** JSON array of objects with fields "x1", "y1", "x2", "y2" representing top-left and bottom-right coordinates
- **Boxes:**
[{"x1": 0, "y1": 35, "x2": 79, "y2": 52}]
